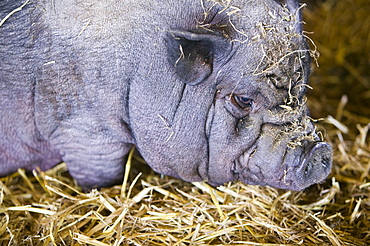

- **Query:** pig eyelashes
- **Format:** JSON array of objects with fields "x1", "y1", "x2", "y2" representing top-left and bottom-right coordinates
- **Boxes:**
[
  {"x1": 233, "y1": 95, "x2": 254, "y2": 110},
  {"x1": 233, "y1": 95, "x2": 254, "y2": 111},
  {"x1": 223, "y1": 94, "x2": 255, "y2": 119}
]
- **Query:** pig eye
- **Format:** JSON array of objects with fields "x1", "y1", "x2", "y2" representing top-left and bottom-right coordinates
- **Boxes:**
[{"x1": 233, "y1": 95, "x2": 254, "y2": 110}]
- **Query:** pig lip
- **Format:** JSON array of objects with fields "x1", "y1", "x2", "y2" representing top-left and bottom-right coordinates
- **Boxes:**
[
  {"x1": 232, "y1": 146, "x2": 258, "y2": 182},
  {"x1": 206, "y1": 147, "x2": 256, "y2": 187}
]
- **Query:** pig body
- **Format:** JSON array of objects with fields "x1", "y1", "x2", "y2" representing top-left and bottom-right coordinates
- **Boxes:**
[{"x1": 0, "y1": 0, "x2": 332, "y2": 190}]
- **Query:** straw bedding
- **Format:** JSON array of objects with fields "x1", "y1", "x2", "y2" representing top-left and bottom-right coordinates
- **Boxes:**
[{"x1": 0, "y1": 0, "x2": 369, "y2": 245}]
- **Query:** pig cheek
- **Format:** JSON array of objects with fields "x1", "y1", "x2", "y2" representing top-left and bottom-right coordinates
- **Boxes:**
[
  {"x1": 207, "y1": 121, "x2": 262, "y2": 185},
  {"x1": 236, "y1": 127, "x2": 293, "y2": 187},
  {"x1": 238, "y1": 146, "x2": 286, "y2": 187}
]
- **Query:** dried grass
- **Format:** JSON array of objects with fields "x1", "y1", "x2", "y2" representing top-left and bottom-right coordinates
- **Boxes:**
[{"x1": 1, "y1": 0, "x2": 369, "y2": 245}]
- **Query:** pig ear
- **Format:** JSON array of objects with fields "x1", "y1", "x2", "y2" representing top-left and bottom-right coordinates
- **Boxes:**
[{"x1": 167, "y1": 30, "x2": 231, "y2": 85}]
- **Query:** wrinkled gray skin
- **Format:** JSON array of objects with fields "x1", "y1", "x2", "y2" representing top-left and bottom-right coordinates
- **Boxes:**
[{"x1": 0, "y1": 0, "x2": 332, "y2": 191}]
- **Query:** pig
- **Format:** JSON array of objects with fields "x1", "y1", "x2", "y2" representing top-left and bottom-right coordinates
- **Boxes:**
[{"x1": 0, "y1": 0, "x2": 332, "y2": 191}]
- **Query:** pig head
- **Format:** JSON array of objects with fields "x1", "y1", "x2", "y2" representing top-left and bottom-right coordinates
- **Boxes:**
[{"x1": 0, "y1": 0, "x2": 332, "y2": 190}]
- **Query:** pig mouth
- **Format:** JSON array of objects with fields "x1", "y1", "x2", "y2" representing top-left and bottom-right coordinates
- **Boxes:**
[
  {"x1": 232, "y1": 145, "x2": 257, "y2": 180},
  {"x1": 232, "y1": 146, "x2": 268, "y2": 187}
]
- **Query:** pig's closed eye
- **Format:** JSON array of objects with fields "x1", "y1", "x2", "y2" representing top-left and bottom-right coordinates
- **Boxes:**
[{"x1": 233, "y1": 95, "x2": 254, "y2": 110}]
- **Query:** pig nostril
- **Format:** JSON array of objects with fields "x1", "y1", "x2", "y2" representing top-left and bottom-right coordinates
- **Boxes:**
[
  {"x1": 304, "y1": 162, "x2": 312, "y2": 177},
  {"x1": 322, "y1": 157, "x2": 329, "y2": 168}
]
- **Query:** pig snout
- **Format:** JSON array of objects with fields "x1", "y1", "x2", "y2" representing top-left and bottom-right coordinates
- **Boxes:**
[
  {"x1": 297, "y1": 141, "x2": 332, "y2": 188},
  {"x1": 231, "y1": 123, "x2": 333, "y2": 191}
]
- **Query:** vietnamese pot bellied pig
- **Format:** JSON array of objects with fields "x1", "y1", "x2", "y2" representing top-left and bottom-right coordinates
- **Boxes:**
[{"x1": 0, "y1": 0, "x2": 332, "y2": 191}]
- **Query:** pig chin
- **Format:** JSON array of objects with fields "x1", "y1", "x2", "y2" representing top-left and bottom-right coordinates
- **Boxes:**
[{"x1": 236, "y1": 141, "x2": 333, "y2": 191}]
